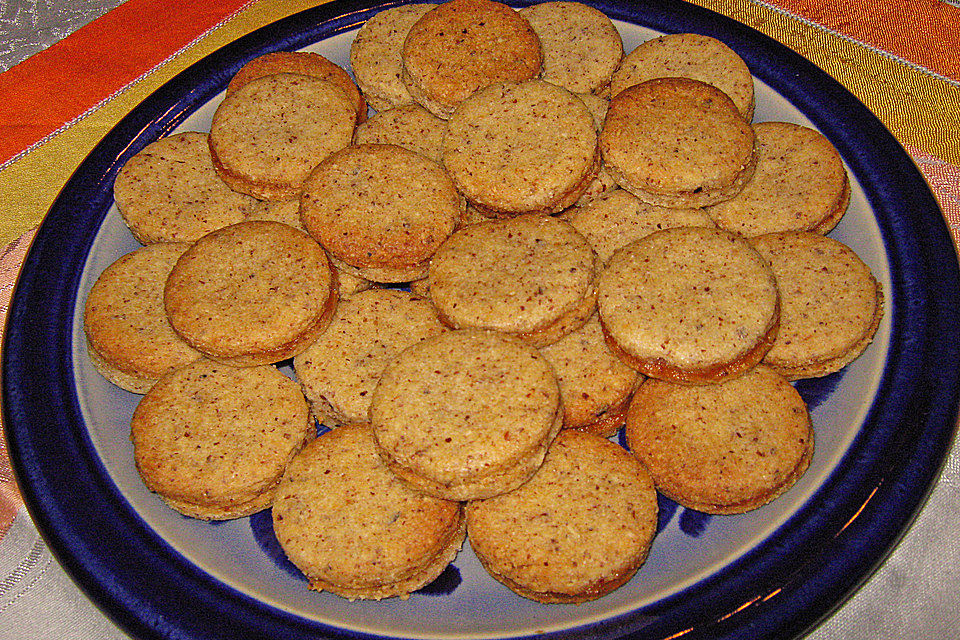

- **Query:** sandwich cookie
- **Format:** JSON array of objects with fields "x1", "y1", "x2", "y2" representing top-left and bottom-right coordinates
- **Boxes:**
[
  {"x1": 131, "y1": 359, "x2": 313, "y2": 520},
  {"x1": 749, "y1": 231, "x2": 882, "y2": 379},
  {"x1": 466, "y1": 429, "x2": 658, "y2": 603},
  {"x1": 428, "y1": 214, "x2": 601, "y2": 347},
  {"x1": 113, "y1": 131, "x2": 255, "y2": 244},
  {"x1": 272, "y1": 424, "x2": 465, "y2": 600},
  {"x1": 597, "y1": 226, "x2": 779, "y2": 384},
  {"x1": 164, "y1": 220, "x2": 338, "y2": 367},
  {"x1": 84, "y1": 242, "x2": 202, "y2": 393},
  {"x1": 625, "y1": 364, "x2": 813, "y2": 514},
  {"x1": 600, "y1": 77, "x2": 757, "y2": 208},
  {"x1": 369, "y1": 329, "x2": 563, "y2": 501}
]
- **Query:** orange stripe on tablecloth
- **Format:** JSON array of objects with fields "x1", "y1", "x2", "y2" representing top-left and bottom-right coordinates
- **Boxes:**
[
  {"x1": 0, "y1": 0, "x2": 251, "y2": 167},
  {"x1": 768, "y1": 0, "x2": 960, "y2": 80}
]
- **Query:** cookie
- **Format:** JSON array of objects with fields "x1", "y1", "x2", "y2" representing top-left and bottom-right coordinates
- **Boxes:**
[
  {"x1": 401, "y1": 0, "x2": 543, "y2": 119},
  {"x1": 113, "y1": 132, "x2": 256, "y2": 244},
  {"x1": 705, "y1": 121, "x2": 850, "y2": 236},
  {"x1": 597, "y1": 226, "x2": 780, "y2": 384},
  {"x1": 164, "y1": 220, "x2": 338, "y2": 367},
  {"x1": 293, "y1": 288, "x2": 448, "y2": 427},
  {"x1": 84, "y1": 242, "x2": 202, "y2": 393},
  {"x1": 244, "y1": 198, "x2": 372, "y2": 297},
  {"x1": 300, "y1": 143, "x2": 463, "y2": 283},
  {"x1": 600, "y1": 77, "x2": 757, "y2": 208},
  {"x1": 272, "y1": 424, "x2": 465, "y2": 600},
  {"x1": 624, "y1": 364, "x2": 813, "y2": 514},
  {"x1": 466, "y1": 429, "x2": 658, "y2": 603},
  {"x1": 353, "y1": 103, "x2": 447, "y2": 163},
  {"x1": 518, "y1": 1, "x2": 623, "y2": 95},
  {"x1": 209, "y1": 73, "x2": 356, "y2": 200},
  {"x1": 131, "y1": 359, "x2": 313, "y2": 520},
  {"x1": 573, "y1": 92, "x2": 619, "y2": 206},
  {"x1": 562, "y1": 188, "x2": 716, "y2": 264},
  {"x1": 226, "y1": 51, "x2": 367, "y2": 125},
  {"x1": 349, "y1": 3, "x2": 435, "y2": 111},
  {"x1": 443, "y1": 80, "x2": 600, "y2": 217},
  {"x1": 538, "y1": 314, "x2": 641, "y2": 437},
  {"x1": 749, "y1": 231, "x2": 882, "y2": 379},
  {"x1": 609, "y1": 33, "x2": 755, "y2": 120},
  {"x1": 428, "y1": 214, "x2": 601, "y2": 347},
  {"x1": 369, "y1": 328, "x2": 563, "y2": 501}
]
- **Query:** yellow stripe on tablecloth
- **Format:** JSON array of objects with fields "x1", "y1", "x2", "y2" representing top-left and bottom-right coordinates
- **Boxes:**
[
  {"x1": 0, "y1": 0, "x2": 324, "y2": 250},
  {"x1": 686, "y1": 0, "x2": 960, "y2": 166}
]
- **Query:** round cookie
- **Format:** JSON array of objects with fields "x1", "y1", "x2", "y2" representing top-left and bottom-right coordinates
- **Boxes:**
[
  {"x1": 563, "y1": 188, "x2": 716, "y2": 264},
  {"x1": 208, "y1": 73, "x2": 356, "y2": 200},
  {"x1": 428, "y1": 214, "x2": 601, "y2": 347},
  {"x1": 600, "y1": 77, "x2": 757, "y2": 208},
  {"x1": 518, "y1": 1, "x2": 623, "y2": 95},
  {"x1": 226, "y1": 51, "x2": 367, "y2": 124},
  {"x1": 293, "y1": 289, "x2": 448, "y2": 427},
  {"x1": 573, "y1": 92, "x2": 619, "y2": 206},
  {"x1": 705, "y1": 121, "x2": 851, "y2": 236},
  {"x1": 131, "y1": 359, "x2": 313, "y2": 520},
  {"x1": 164, "y1": 221, "x2": 338, "y2": 367},
  {"x1": 350, "y1": 3, "x2": 435, "y2": 111},
  {"x1": 466, "y1": 429, "x2": 659, "y2": 603},
  {"x1": 609, "y1": 33, "x2": 755, "y2": 120},
  {"x1": 442, "y1": 80, "x2": 601, "y2": 217},
  {"x1": 369, "y1": 328, "x2": 563, "y2": 501},
  {"x1": 597, "y1": 226, "x2": 780, "y2": 384},
  {"x1": 272, "y1": 424, "x2": 465, "y2": 601},
  {"x1": 538, "y1": 315, "x2": 642, "y2": 437},
  {"x1": 113, "y1": 132, "x2": 256, "y2": 244},
  {"x1": 624, "y1": 364, "x2": 813, "y2": 514},
  {"x1": 353, "y1": 103, "x2": 448, "y2": 163},
  {"x1": 300, "y1": 143, "x2": 464, "y2": 283},
  {"x1": 84, "y1": 242, "x2": 202, "y2": 394},
  {"x1": 749, "y1": 231, "x2": 882, "y2": 379},
  {"x1": 401, "y1": 0, "x2": 543, "y2": 119},
  {"x1": 244, "y1": 198, "x2": 372, "y2": 297}
]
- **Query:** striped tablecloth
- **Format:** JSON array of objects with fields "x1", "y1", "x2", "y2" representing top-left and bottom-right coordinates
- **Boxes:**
[{"x1": 1, "y1": 1, "x2": 958, "y2": 638}]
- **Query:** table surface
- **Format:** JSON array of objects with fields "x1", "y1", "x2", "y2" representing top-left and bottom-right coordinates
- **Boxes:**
[{"x1": 1, "y1": 1, "x2": 959, "y2": 639}]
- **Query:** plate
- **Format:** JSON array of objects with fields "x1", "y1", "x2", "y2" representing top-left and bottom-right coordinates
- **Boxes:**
[{"x1": 4, "y1": 1, "x2": 960, "y2": 639}]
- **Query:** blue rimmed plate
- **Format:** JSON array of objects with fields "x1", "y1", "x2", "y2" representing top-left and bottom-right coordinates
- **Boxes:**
[{"x1": 5, "y1": 1, "x2": 959, "y2": 639}]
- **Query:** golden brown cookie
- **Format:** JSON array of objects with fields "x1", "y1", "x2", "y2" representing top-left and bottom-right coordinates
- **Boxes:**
[
  {"x1": 749, "y1": 231, "x2": 882, "y2": 379},
  {"x1": 597, "y1": 226, "x2": 780, "y2": 384},
  {"x1": 600, "y1": 77, "x2": 757, "y2": 208},
  {"x1": 84, "y1": 242, "x2": 202, "y2": 393},
  {"x1": 113, "y1": 132, "x2": 256, "y2": 244},
  {"x1": 300, "y1": 143, "x2": 463, "y2": 283},
  {"x1": 624, "y1": 364, "x2": 813, "y2": 514},
  {"x1": 350, "y1": 3, "x2": 436, "y2": 111},
  {"x1": 226, "y1": 51, "x2": 367, "y2": 124},
  {"x1": 164, "y1": 221, "x2": 338, "y2": 367},
  {"x1": 401, "y1": 0, "x2": 543, "y2": 119},
  {"x1": 272, "y1": 424, "x2": 465, "y2": 600},
  {"x1": 442, "y1": 80, "x2": 601, "y2": 217},
  {"x1": 466, "y1": 429, "x2": 658, "y2": 603},
  {"x1": 609, "y1": 32, "x2": 755, "y2": 120},
  {"x1": 209, "y1": 73, "x2": 356, "y2": 200},
  {"x1": 562, "y1": 188, "x2": 716, "y2": 265},
  {"x1": 518, "y1": 1, "x2": 623, "y2": 95},
  {"x1": 369, "y1": 328, "x2": 563, "y2": 501},
  {"x1": 428, "y1": 214, "x2": 600, "y2": 347},
  {"x1": 131, "y1": 359, "x2": 313, "y2": 520},
  {"x1": 353, "y1": 103, "x2": 448, "y2": 163},
  {"x1": 538, "y1": 314, "x2": 642, "y2": 437},
  {"x1": 293, "y1": 288, "x2": 448, "y2": 427},
  {"x1": 705, "y1": 121, "x2": 850, "y2": 236}
]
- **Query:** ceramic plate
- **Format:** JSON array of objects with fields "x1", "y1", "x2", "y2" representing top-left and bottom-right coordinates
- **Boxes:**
[{"x1": 5, "y1": 1, "x2": 959, "y2": 639}]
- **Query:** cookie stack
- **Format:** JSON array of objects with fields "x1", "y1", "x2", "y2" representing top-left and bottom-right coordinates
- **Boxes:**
[{"x1": 85, "y1": 0, "x2": 883, "y2": 605}]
